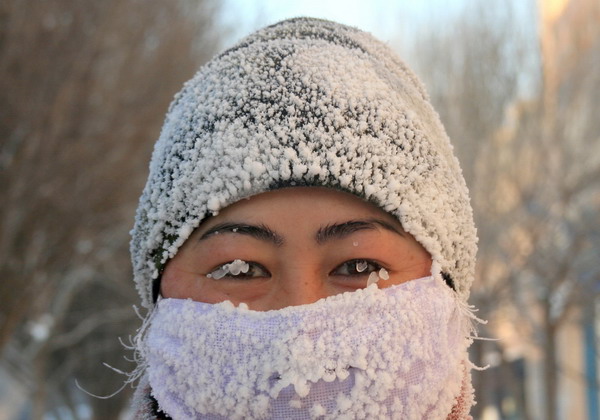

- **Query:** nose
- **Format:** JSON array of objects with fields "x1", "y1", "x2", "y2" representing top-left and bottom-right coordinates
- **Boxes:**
[{"x1": 266, "y1": 267, "x2": 330, "y2": 309}]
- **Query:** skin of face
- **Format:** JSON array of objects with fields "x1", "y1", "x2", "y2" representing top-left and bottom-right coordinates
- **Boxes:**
[{"x1": 160, "y1": 187, "x2": 432, "y2": 311}]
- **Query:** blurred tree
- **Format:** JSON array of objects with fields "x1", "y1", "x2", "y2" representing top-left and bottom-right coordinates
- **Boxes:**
[
  {"x1": 494, "y1": 1, "x2": 600, "y2": 418},
  {"x1": 408, "y1": 2, "x2": 538, "y2": 417},
  {"x1": 409, "y1": 0, "x2": 600, "y2": 418},
  {"x1": 0, "y1": 0, "x2": 224, "y2": 418}
]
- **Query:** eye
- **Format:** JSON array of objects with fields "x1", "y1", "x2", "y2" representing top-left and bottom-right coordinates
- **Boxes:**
[
  {"x1": 330, "y1": 259, "x2": 383, "y2": 277},
  {"x1": 206, "y1": 259, "x2": 270, "y2": 280}
]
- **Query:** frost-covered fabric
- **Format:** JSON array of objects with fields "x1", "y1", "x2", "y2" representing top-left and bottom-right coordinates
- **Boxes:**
[
  {"x1": 130, "y1": 17, "x2": 478, "y2": 308},
  {"x1": 143, "y1": 275, "x2": 474, "y2": 419}
]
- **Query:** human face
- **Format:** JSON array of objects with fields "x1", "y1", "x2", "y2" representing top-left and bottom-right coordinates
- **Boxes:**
[{"x1": 161, "y1": 187, "x2": 432, "y2": 311}]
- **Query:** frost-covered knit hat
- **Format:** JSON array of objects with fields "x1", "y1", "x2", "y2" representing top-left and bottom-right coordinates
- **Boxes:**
[{"x1": 130, "y1": 17, "x2": 477, "y2": 309}]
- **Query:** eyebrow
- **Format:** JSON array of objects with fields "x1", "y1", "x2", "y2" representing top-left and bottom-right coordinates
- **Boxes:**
[
  {"x1": 198, "y1": 218, "x2": 404, "y2": 246},
  {"x1": 315, "y1": 219, "x2": 404, "y2": 244},
  {"x1": 198, "y1": 222, "x2": 284, "y2": 246}
]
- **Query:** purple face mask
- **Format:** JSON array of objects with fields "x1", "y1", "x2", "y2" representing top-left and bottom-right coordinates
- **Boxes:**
[{"x1": 142, "y1": 273, "x2": 475, "y2": 419}]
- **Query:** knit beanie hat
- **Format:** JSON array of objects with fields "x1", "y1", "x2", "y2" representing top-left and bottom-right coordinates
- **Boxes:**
[{"x1": 130, "y1": 17, "x2": 477, "y2": 309}]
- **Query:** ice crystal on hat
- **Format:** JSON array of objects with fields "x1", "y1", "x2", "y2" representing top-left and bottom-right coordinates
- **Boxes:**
[{"x1": 130, "y1": 17, "x2": 478, "y2": 308}]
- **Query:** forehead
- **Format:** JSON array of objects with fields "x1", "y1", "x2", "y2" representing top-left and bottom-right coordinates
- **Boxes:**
[{"x1": 201, "y1": 187, "x2": 402, "y2": 229}]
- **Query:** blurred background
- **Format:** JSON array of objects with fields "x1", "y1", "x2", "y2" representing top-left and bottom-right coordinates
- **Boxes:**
[{"x1": 0, "y1": 0, "x2": 598, "y2": 418}]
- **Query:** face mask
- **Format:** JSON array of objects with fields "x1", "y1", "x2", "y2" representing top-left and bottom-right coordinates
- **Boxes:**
[{"x1": 143, "y1": 275, "x2": 474, "y2": 419}]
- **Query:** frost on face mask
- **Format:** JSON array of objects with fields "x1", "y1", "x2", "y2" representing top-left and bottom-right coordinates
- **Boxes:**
[
  {"x1": 206, "y1": 259, "x2": 250, "y2": 279},
  {"x1": 143, "y1": 275, "x2": 475, "y2": 419}
]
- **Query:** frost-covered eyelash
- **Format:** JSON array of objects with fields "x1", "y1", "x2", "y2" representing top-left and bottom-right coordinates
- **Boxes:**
[
  {"x1": 336, "y1": 259, "x2": 390, "y2": 287},
  {"x1": 367, "y1": 268, "x2": 389, "y2": 287},
  {"x1": 206, "y1": 259, "x2": 250, "y2": 279},
  {"x1": 356, "y1": 260, "x2": 369, "y2": 273},
  {"x1": 207, "y1": 259, "x2": 389, "y2": 285},
  {"x1": 348, "y1": 259, "x2": 390, "y2": 286},
  {"x1": 348, "y1": 259, "x2": 382, "y2": 275},
  {"x1": 336, "y1": 259, "x2": 385, "y2": 275}
]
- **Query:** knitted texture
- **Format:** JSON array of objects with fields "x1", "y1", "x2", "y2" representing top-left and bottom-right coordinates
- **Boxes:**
[{"x1": 130, "y1": 17, "x2": 478, "y2": 308}]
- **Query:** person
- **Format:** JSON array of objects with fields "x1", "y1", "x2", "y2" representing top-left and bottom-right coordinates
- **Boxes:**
[{"x1": 128, "y1": 17, "x2": 479, "y2": 419}]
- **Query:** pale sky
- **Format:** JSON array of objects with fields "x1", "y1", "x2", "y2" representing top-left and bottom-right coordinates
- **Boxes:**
[
  {"x1": 220, "y1": 0, "x2": 468, "y2": 49},
  {"x1": 218, "y1": 0, "x2": 538, "y2": 97}
]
